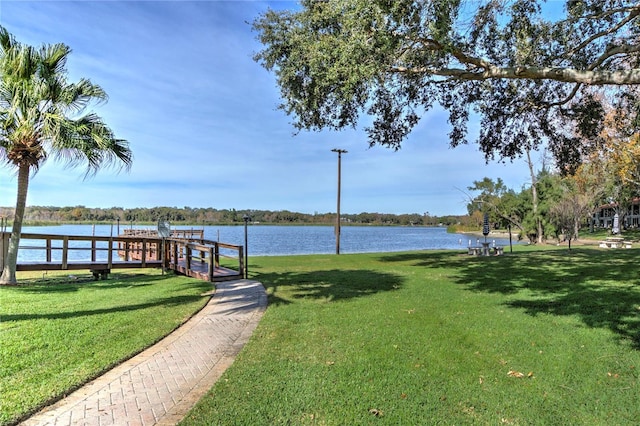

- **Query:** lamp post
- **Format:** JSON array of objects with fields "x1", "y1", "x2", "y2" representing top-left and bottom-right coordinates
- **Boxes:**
[
  {"x1": 242, "y1": 214, "x2": 250, "y2": 278},
  {"x1": 331, "y1": 148, "x2": 347, "y2": 254}
]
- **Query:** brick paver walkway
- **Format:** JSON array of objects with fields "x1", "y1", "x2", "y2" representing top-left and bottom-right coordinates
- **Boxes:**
[{"x1": 20, "y1": 279, "x2": 267, "y2": 426}]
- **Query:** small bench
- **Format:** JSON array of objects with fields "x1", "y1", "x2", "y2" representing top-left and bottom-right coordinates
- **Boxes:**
[
  {"x1": 492, "y1": 246, "x2": 504, "y2": 255},
  {"x1": 90, "y1": 268, "x2": 110, "y2": 280}
]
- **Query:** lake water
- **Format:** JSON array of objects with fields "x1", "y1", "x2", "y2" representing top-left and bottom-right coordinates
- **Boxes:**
[{"x1": 13, "y1": 224, "x2": 516, "y2": 262}]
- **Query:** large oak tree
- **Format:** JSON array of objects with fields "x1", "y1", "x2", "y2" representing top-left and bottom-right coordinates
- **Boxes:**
[{"x1": 253, "y1": 0, "x2": 640, "y2": 170}]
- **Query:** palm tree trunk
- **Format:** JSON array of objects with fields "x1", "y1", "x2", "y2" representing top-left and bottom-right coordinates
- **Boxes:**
[{"x1": 0, "y1": 163, "x2": 30, "y2": 285}]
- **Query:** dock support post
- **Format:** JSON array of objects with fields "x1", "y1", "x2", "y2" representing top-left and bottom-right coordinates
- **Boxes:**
[
  {"x1": 91, "y1": 239, "x2": 97, "y2": 262},
  {"x1": 172, "y1": 241, "x2": 178, "y2": 270},
  {"x1": 141, "y1": 239, "x2": 147, "y2": 267},
  {"x1": 46, "y1": 238, "x2": 52, "y2": 263},
  {"x1": 238, "y1": 246, "x2": 245, "y2": 280},
  {"x1": 185, "y1": 244, "x2": 191, "y2": 273},
  {"x1": 208, "y1": 246, "x2": 214, "y2": 282},
  {"x1": 62, "y1": 236, "x2": 69, "y2": 270},
  {"x1": 108, "y1": 237, "x2": 113, "y2": 269},
  {"x1": 0, "y1": 232, "x2": 8, "y2": 270}
]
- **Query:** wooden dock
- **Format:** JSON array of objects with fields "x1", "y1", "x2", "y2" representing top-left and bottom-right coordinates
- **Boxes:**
[
  {"x1": 0, "y1": 230, "x2": 244, "y2": 282},
  {"x1": 164, "y1": 235, "x2": 244, "y2": 282}
]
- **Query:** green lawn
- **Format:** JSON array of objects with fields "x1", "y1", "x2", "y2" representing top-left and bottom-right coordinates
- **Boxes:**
[
  {"x1": 2, "y1": 247, "x2": 638, "y2": 425},
  {"x1": 181, "y1": 246, "x2": 640, "y2": 425},
  {"x1": 0, "y1": 269, "x2": 212, "y2": 426}
]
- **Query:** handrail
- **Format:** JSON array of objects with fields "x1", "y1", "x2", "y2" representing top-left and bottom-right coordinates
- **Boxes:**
[
  {"x1": 122, "y1": 228, "x2": 205, "y2": 240},
  {"x1": 0, "y1": 231, "x2": 162, "y2": 272},
  {"x1": 164, "y1": 237, "x2": 244, "y2": 281},
  {"x1": 0, "y1": 231, "x2": 243, "y2": 282}
]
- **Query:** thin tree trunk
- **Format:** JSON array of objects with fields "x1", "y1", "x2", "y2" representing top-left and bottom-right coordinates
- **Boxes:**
[
  {"x1": 0, "y1": 164, "x2": 30, "y2": 285},
  {"x1": 526, "y1": 149, "x2": 543, "y2": 243}
]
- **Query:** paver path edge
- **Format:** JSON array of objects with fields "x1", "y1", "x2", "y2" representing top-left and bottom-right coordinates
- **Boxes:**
[{"x1": 20, "y1": 279, "x2": 267, "y2": 426}]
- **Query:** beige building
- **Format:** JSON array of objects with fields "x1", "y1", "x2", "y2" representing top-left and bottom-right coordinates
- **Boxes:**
[{"x1": 593, "y1": 198, "x2": 640, "y2": 229}]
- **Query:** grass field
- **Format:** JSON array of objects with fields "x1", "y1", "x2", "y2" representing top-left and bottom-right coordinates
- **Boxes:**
[
  {"x1": 1, "y1": 246, "x2": 639, "y2": 425},
  {"x1": 0, "y1": 269, "x2": 212, "y2": 426},
  {"x1": 181, "y1": 246, "x2": 640, "y2": 425}
]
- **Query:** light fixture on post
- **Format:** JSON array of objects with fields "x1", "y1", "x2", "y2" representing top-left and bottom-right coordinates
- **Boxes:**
[{"x1": 331, "y1": 148, "x2": 347, "y2": 255}]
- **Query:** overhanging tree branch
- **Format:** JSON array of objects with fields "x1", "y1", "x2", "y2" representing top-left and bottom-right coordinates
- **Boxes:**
[
  {"x1": 392, "y1": 65, "x2": 640, "y2": 85},
  {"x1": 253, "y1": 0, "x2": 640, "y2": 171},
  {"x1": 562, "y1": 5, "x2": 640, "y2": 59}
]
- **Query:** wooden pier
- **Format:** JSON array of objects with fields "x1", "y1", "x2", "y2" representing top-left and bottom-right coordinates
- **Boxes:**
[{"x1": 0, "y1": 230, "x2": 244, "y2": 282}]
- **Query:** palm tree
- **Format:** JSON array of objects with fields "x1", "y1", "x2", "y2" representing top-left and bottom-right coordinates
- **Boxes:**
[{"x1": 0, "y1": 26, "x2": 132, "y2": 285}]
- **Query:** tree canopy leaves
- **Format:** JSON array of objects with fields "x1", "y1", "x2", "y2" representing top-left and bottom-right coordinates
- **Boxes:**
[{"x1": 253, "y1": 0, "x2": 640, "y2": 171}]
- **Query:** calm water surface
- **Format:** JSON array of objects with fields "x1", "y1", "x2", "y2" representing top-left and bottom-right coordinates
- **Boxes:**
[{"x1": 15, "y1": 224, "x2": 516, "y2": 262}]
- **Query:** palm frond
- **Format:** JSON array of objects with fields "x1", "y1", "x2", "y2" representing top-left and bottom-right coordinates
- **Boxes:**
[
  {"x1": 0, "y1": 26, "x2": 132, "y2": 178},
  {"x1": 49, "y1": 113, "x2": 132, "y2": 178}
]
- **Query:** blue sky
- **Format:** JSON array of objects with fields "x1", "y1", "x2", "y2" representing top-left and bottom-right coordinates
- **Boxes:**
[{"x1": 0, "y1": 0, "x2": 542, "y2": 216}]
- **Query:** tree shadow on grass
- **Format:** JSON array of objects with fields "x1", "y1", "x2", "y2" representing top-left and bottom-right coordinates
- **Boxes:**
[
  {"x1": 379, "y1": 248, "x2": 640, "y2": 349},
  {"x1": 1, "y1": 295, "x2": 207, "y2": 322},
  {"x1": 9, "y1": 272, "x2": 187, "y2": 293},
  {"x1": 253, "y1": 268, "x2": 404, "y2": 307},
  {"x1": 1, "y1": 275, "x2": 212, "y2": 322}
]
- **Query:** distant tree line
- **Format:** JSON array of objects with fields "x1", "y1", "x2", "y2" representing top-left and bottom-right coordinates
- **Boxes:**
[{"x1": 0, "y1": 205, "x2": 466, "y2": 227}]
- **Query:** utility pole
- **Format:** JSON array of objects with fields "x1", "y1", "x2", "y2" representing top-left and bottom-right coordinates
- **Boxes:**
[{"x1": 331, "y1": 149, "x2": 347, "y2": 254}]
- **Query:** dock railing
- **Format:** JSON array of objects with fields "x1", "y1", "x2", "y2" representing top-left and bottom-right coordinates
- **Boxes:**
[
  {"x1": 122, "y1": 228, "x2": 205, "y2": 241},
  {"x1": 0, "y1": 231, "x2": 162, "y2": 277},
  {"x1": 165, "y1": 238, "x2": 244, "y2": 282},
  {"x1": 0, "y1": 230, "x2": 244, "y2": 282}
]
